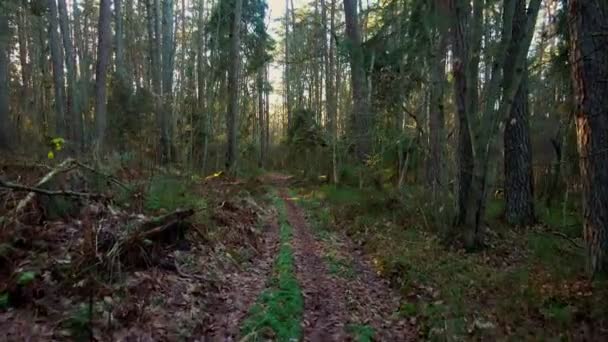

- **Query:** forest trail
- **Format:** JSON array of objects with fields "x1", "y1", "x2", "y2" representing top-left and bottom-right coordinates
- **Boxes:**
[{"x1": 256, "y1": 174, "x2": 417, "y2": 340}]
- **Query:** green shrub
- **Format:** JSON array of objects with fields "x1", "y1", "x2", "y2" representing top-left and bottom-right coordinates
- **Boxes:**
[{"x1": 145, "y1": 175, "x2": 204, "y2": 212}]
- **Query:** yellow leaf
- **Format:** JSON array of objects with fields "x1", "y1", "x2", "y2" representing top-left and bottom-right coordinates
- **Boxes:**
[{"x1": 47, "y1": 151, "x2": 55, "y2": 159}]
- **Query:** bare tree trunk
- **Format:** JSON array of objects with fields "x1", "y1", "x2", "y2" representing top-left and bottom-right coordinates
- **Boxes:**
[
  {"x1": 568, "y1": 0, "x2": 608, "y2": 274},
  {"x1": 94, "y1": 0, "x2": 112, "y2": 152},
  {"x1": 327, "y1": 0, "x2": 338, "y2": 183},
  {"x1": 284, "y1": 0, "x2": 292, "y2": 128},
  {"x1": 226, "y1": 0, "x2": 243, "y2": 173},
  {"x1": 17, "y1": 5, "x2": 31, "y2": 132},
  {"x1": 427, "y1": 0, "x2": 448, "y2": 196},
  {"x1": 450, "y1": 0, "x2": 474, "y2": 226},
  {"x1": 343, "y1": 0, "x2": 371, "y2": 163},
  {"x1": 114, "y1": 0, "x2": 127, "y2": 82},
  {"x1": 58, "y1": 0, "x2": 80, "y2": 150},
  {"x1": 504, "y1": 0, "x2": 535, "y2": 226},
  {"x1": 0, "y1": 10, "x2": 10, "y2": 149},
  {"x1": 161, "y1": 0, "x2": 174, "y2": 163},
  {"x1": 48, "y1": 0, "x2": 67, "y2": 137},
  {"x1": 257, "y1": 68, "x2": 264, "y2": 167}
]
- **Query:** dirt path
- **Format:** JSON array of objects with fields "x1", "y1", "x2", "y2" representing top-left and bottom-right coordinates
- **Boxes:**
[
  {"x1": 279, "y1": 188, "x2": 417, "y2": 341},
  {"x1": 205, "y1": 215, "x2": 280, "y2": 340}
]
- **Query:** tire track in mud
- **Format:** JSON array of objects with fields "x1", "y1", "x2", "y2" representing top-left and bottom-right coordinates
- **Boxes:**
[
  {"x1": 205, "y1": 216, "x2": 280, "y2": 340},
  {"x1": 280, "y1": 188, "x2": 417, "y2": 341}
]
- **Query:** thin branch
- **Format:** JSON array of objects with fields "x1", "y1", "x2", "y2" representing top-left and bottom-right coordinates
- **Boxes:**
[{"x1": 0, "y1": 178, "x2": 106, "y2": 200}]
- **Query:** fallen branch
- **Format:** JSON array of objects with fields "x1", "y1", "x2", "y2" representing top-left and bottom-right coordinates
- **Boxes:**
[
  {"x1": 137, "y1": 209, "x2": 195, "y2": 233},
  {"x1": 0, "y1": 178, "x2": 106, "y2": 200},
  {"x1": 534, "y1": 229, "x2": 583, "y2": 249},
  {"x1": 12, "y1": 158, "x2": 77, "y2": 213}
]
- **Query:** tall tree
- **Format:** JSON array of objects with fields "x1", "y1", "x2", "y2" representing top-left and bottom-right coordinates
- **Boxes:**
[
  {"x1": 0, "y1": 9, "x2": 10, "y2": 149},
  {"x1": 161, "y1": 0, "x2": 175, "y2": 162},
  {"x1": 226, "y1": 0, "x2": 243, "y2": 172},
  {"x1": 94, "y1": 0, "x2": 112, "y2": 151},
  {"x1": 568, "y1": 0, "x2": 608, "y2": 274},
  {"x1": 48, "y1": 0, "x2": 67, "y2": 137},
  {"x1": 427, "y1": 0, "x2": 448, "y2": 196},
  {"x1": 284, "y1": 0, "x2": 292, "y2": 128},
  {"x1": 58, "y1": 0, "x2": 81, "y2": 149},
  {"x1": 503, "y1": 0, "x2": 534, "y2": 226},
  {"x1": 343, "y1": 0, "x2": 371, "y2": 163}
]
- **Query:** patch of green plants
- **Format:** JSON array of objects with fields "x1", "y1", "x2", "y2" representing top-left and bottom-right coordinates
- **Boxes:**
[
  {"x1": 65, "y1": 303, "x2": 92, "y2": 341},
  {"x1": 324, "y1": 254, "x2": 355, "y2": 279},
  {"x1": 241, "y1": 194, "x2": 303, "y2": 341},
  {"x1": 347, "y1": 324, "x2": 375, "y2": 342},
  {"x1": 0, "y1": 293, "x2": 8, "y2": 310},
  {"x1": 144, "y1": 175, "x2": 205, "y2": 212}
]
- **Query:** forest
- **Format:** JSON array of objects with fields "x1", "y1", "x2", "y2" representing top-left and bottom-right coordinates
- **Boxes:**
[{"x1": 0, "y1": 0, "x2": 607, "y2": 340}]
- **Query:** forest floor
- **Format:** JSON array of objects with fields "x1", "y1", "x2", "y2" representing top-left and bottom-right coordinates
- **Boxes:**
[{"x1": 1, "y1": 161, "x2": 607, "y2": 340}]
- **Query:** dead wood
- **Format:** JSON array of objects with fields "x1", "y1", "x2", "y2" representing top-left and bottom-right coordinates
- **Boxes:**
[
  {"x1": 0, "y1": 178, "x2": 105, "y2": 200},
  {"x1": 12, "y1": 158, "x2": 78, "y2": 213}
]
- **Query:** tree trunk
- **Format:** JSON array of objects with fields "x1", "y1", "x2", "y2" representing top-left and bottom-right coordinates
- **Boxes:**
[
  {"x1": 450, "y1": 0, "x2": 474, "y2": 226},
  {"x1": 503, "y1": 0, "x2": 534, "y2": 226},
  {"x1": 17, "y1": 5, "x2": 31, "y2": 130},
  {"x1": 427, "y1": 0, "x2": 448, "y2": 197},
  {"x1": 115, "y1": 0, "x2": 127, "y2": 82},
  {"x1": 0, "y1": 10, "x2": 10, "y2": 149},
  {"x1": 73, "y1": 0, "x2": 89, "y2": 146},
  {"x1": 568, "y1": 0, "x2": 608, "y2": 274},
  {"x1": 327, "y1": 0, "x2": 338, "y2": 183},
  {"x1": 58, "y1": 0, "x2": 81, "y2": 150},
  {"x1": 94, "y1": 0, "x2": 112, "y2": 152},
  {"x1": 343, "y1": 0, "x2": 371, "y2": 163},
  {"x1": 161, "y1": 0, "x2": 174, "y2": 163},
  {"x1": 257, "y1": 68, "x2": 264, "y2": 167},
  {"x1": 226, "y1": 0, "x2": 243, "y2": 173},
  {"x1": 284, "y1": 0, "x2": 292, "y2": 128},
  {"x1": 48, "y1": 0, "x2": 67, "y2": 137}
]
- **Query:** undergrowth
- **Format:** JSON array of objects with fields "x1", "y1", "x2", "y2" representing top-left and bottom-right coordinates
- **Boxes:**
[
  {"x1": 145, "y1": 175, "x2": 205, "y2": 212},
  {"x1": 241, "y1": 193, "x2": 303, "y2": 341},
  {"x1": 294, "y1": 184, "x2": 608, "y2": 340}
]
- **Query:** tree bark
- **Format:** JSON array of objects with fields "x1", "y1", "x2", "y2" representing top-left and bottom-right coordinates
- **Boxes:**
[
  {"x1": 48, "y1": 0, "x2": 67, "y2": 137},
  {"x1": 284, "y1": 0, "x2": 292, "y2": 129},
  {"x1": 226, "y1": 0, "x2": 243, "y2": 173},
  {"x1": 450, "y1": 0, "x2": 474, "y2": 226},
  {"x1": 343, "y1": 0, "x2": 371, "y2": 163},
  {"x1": 58, "y1": 0, "x2": 81, "y2": 150},
  {"x1": 161, "y1": 0, "x2": 174, "y2": 163},
  {"x1": 503, "y1": 0, "x2": 535, "y2": 226},
  {"x1": 568, "y1": 0, "x2": 608, "y2": 274},
  {"x1": 327, "y1": 0, "x2": 338, "y2": 183},
  {"x1": 427, "y1": 0, "x2": 448, "y2": 197},
  {"x1": 94, "y1": 0, "x2": 112, "y2": 151},
  {"x1": 0, "y1": 10, "x2": 10, "y2": 149}
]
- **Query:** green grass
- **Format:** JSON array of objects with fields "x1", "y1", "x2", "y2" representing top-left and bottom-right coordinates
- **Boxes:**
[
  {"x1": 241, "y1": 194, "x2": 303, "y2": 341},
  {"x1": 324, "y1": 254, "x2": 355, "y2": 279},
  {"x1": 347, "y1": 324, "x2": 375, "y2": 342}
]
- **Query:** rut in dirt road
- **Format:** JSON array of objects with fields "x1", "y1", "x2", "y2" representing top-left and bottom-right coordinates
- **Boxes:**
[{"x1": 279, "y1": 189, "x2": 417, "y2": 341}]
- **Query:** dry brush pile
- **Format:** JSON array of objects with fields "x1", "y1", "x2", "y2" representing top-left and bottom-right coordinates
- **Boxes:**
[{"x1": 0, "y1": 158, "x2": 272, "y2": 339}]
